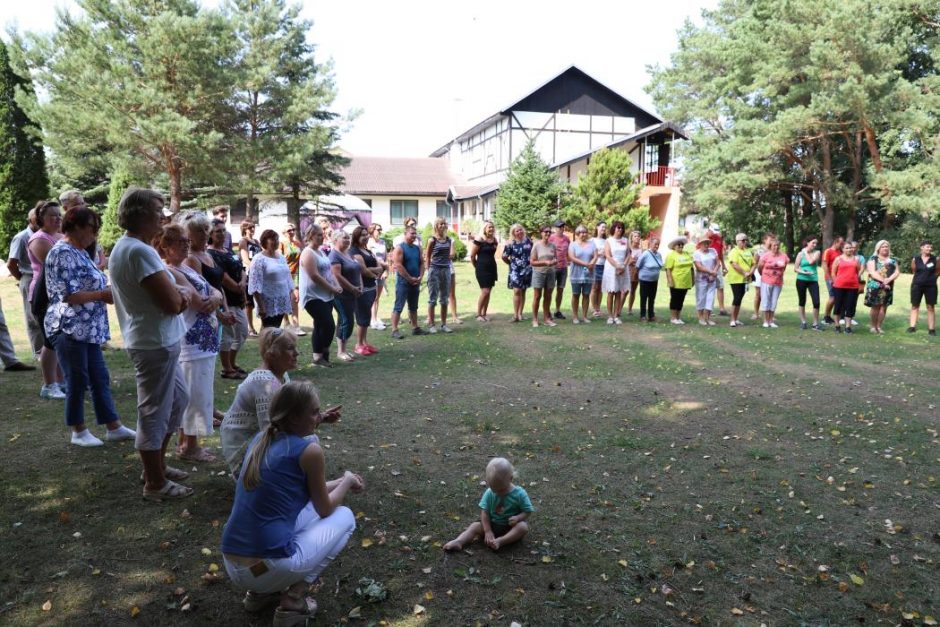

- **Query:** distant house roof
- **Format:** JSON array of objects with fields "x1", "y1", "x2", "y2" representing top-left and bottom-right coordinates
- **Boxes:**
[
  {"x1": 339, "y1": 156, "x2": 460, "y2": 196},
  {"x1": 430, "y1": 65, "x2": 668, "y2": 157}
]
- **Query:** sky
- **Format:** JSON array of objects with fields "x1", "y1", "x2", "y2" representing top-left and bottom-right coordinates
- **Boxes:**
[{"x1": 0, "y1": 0, "x2": 716, "y2": 157}]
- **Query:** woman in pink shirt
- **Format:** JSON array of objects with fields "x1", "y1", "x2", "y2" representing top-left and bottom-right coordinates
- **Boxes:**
[{"x1": 756, "y1": 238, "x2": 788, "y2": 328}]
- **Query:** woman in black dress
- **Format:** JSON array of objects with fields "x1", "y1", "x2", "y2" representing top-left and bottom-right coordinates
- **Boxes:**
[{"x1": 470, "y1": 220, "x2": 499, "y2": 322}]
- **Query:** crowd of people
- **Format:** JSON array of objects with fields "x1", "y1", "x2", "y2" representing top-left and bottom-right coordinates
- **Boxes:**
[{"x1": 2, "y1": 188, "x2": 938, "y2": 623}]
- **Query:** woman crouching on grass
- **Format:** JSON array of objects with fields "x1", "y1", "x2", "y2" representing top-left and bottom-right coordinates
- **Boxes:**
[{"x1": 222, "y1": 381, "x2": 364, "y2": 622}]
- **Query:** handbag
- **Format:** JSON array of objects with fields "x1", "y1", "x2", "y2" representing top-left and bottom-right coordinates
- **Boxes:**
[{"x1": 30, "y1": 267, "x2": 49, "y2": 320}]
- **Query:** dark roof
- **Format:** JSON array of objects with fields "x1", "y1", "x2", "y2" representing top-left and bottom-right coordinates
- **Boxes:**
[
  {"x1": 339, "y1": 156, "x2": 460, "y2": 196},
  {"x1": 430, "y1": 65, "x2": 666, "y2": 157}
]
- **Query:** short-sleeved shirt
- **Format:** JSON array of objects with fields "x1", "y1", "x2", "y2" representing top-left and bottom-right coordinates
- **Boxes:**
[
  {"x1": 208, "y1": 248, "x2": 245, "y2": 307},
  {"x1": 866, "y1": 255, "x2": 898, "y2": 290},
  {"x1": 329, "y1": 249, "x2": 362, "y2": 289},
  {"x1": 591, "y1": 237, "x2": 607, "y2": 266},
  {"x1": 8, "y1": 226, "x2": 35, "y2": 276},
  {"x1": 726, "y1": 247, "x2": 755, "y2": 284},
  {"x1": 759, "y1": 252, "x2": 789, "y2": 286},
  {"x1": 548, "y1": 233, "x2": 570, "y2": 269},
  {"x1": 220, "y1": 368, "x2": 291, "y2": 475},
  {"x1": 248, "y1": 254, "x2": 295, "y2": 317},
  {"x1": 279, "y1": 240, "x2": 301, "y2": 277},
  {"x1": 44, "y1": 240, "x2": 110, "y2": 344},
  {"x1": 693, "y1": 248, "x2": 719, "y2": 284},
  {"x1": 709, "y1": 234, "x2": 725, "y2": 262},
  {"x1": 912, "y1": 254, "x2": 938, "y2": 287},
  {"x1": 635, "y1": 250, "x2": 664, "y2": 282},
  {"x1": 664, "y1": 250, "x2": 694, "y2": 289},
  {"x1": 569, "y1": 241, "x2": 596, "y2": 282},
  {"x1": 110, "y1": 235, "x2": 186, "y2": 350},
  {"x1": 478, "y1": 485, "x2": 534, "y2": 527},
  {"x1": 531, "y1": 240, "x2": 556, "y2": 275},
  {"x1": 822, "y1": 246, "x2": 841, "y2": 276}
]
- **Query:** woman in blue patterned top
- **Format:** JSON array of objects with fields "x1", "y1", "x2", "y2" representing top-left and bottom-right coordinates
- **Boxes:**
[
  {"x1": 45, "y1": 207, "x2": 136, "y2": 447},
  {"x1": 501, "y1": 223, "x2": 533, "y2": 322},
  {"x1": 248, "y1": 229, "x2": 298, "y2": 329},
  {"x1": 156, "y1": 224, "x2": 225, "y2": 463}
]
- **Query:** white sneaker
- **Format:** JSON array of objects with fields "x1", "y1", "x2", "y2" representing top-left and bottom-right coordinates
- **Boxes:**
[
  {"x1": 581, "y1": 318, "x2": 591, "y2": 324},
  {"x1": 607, "y1": 317, "x2": 615, "y2": 325},
  {"x1": 762, "y1": 322, "x2": 770, "y2": 328},
  {"x1": 698, "y1": 319, "x2": 708, "y2": 326},
  {"x1": 730, "y1": 320, "x2": 738, "y2": 327},
  {"x1": 40, "y1": 384, "x2": 66, "y2": 400},
  {"x1": 614, "y1": 317, "x2": 622, "y2": 325},
  {"x1": 707, "y1": 320, "x2": 716, "y2": 326},
  {"x1": 105, "y1": 425, "x2": 137, "y2": 442},
  {"x1": 572, "y1": 318, "x2": 580, "y2": 325},
  {"x1": 428, "y1": 325, "x2": 438, "y2": 334},
  {"x1": 850, "y1": 319, "x2": 858, "y2": 326},
  {"x1": 71, "y1": 429, "x2": 104, "y2": 447},
  {"x1": 769, "y1": 322, "x2": 779, "y2": 328},
  {"x1": 440, "y1": 325, "x2": 452, "y2": 334}
]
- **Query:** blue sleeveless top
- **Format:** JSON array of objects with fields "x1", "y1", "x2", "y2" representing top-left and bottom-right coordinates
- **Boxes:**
[
  {"x1": 399, "y1": 242, "x2": 421, "y2": 277},
  {"x1": 221, "y1": 432, "x2": 312, "y2": 558}
]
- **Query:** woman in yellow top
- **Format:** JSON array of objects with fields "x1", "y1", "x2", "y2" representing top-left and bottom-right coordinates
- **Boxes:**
[
  {"x1": 664, "y1": 237, "x2": 694, "y2": 325},
  {"x1": 279, "y1": 223, "x2": 305, "y2": 335},
  {"x1": 726, "y1": 233, "x2": 755, "y2": 327}
]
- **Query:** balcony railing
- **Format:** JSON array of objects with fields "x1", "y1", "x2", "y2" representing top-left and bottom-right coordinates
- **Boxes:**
[{"x1": 640, "y1": 166, "x2": 678, "y2": 187}]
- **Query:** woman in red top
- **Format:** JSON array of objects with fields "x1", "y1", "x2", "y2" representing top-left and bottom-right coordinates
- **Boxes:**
[{"x1": 830, "y1": 241, "x2": 864, "y2": 333}]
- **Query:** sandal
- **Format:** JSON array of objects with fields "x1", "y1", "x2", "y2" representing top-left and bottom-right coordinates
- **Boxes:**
[
  {"x1": 273, "y1": 596, "x2": 317, "y2": 627},
  {"x1": 142, "y1": 479, "x2": 194, "y2": 502},
  {"x1": 139, "y1": 466, "x2": 190, "y2": 484},
  {"x1": 234, "y1": 366, "x2": 248, "y2": 375},
  {"x1": 311, "y1": 358, "x2": 332, "y2": 368},
  {"x1": 221, "y1": 370, "x2": 246, "y2": 380},
  {"x1": 178, "y1": 448, "x2": 217, "y2": 463},
  {"x1": 338, "y1": 352, "x2": 355, "y2": 362}
]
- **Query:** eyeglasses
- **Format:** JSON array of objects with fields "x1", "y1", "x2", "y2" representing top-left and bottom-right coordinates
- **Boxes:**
[
  {"x1": 174, "y1": 238, "x2": 191, "y2": 246},
  {"x1": 286, "y1": 229, "x2": 295, "y2": 233}
]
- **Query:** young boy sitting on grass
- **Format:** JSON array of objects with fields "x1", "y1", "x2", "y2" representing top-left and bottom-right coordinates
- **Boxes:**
[{"x1": 444, "y1": 457, "x2": 533, "y2": 552}]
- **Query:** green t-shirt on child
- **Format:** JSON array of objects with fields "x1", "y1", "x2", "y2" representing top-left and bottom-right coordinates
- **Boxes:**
[{"x1": 479, "y1": 485, "x2": 534, "y2": 526}]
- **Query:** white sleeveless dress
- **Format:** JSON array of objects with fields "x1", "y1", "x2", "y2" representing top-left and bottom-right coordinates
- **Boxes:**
[{"x1": 602, "y1": 238, "x2": 631, "y2": 293}]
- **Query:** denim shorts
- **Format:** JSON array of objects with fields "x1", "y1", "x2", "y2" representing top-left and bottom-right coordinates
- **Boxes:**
[
  {"x1": 593, "y1": 264, "x2": 604, "y2": 282},
  {"x1": 393, "y1": 279, "x2": 420, "y2": 314},
  {"x1": 570, "y1": 280, "x2": 591, "y2": 296}
]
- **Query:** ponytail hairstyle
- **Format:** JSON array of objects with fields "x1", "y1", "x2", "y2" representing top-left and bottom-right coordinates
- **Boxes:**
[{"x1": 241, "y1": 380, "x2": 321, "y2": 491}]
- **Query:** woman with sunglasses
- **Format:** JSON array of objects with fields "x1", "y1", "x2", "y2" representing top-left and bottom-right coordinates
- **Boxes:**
[{"x1": 529, "y1": 226, "x2": 558, "y2": 327}]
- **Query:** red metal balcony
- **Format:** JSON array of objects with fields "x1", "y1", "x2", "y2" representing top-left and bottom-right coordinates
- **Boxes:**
[{"x1": 641, "y1": 166, "x2": 678, "y2": 187}]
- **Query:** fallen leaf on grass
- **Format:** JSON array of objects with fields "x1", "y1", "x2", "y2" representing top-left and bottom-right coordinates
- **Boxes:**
[
  {"x1": 890, "y1": 554, "x2": 900, "y2": 565},
  {"x1": 59, "y1": 512, "x2": 70, "y2": 524},
  {"x1": 130, "y1": 605, "x2": 140, "y2": 618},
  {"x1": 421, "y1": 567, "x2": 432, "y2": 574},
  {"x1": 618, "y1": 560, "x2": 628, "y2": 568},
  {"x1": 413, "y1": 604, "x2": 426, "y2": 615},
  {"x1": 348, "y1": 606, "x2": 362, "y2": 619},
  {"x1": 200, "y1": 548, "x2": 211, "y2": 556},
  {"x1": 541, "y1": 555, "x2": 554, "y2": 563},
  {"x1": 361, "y1": 538, "x2": 373, "y2": 548},
  {"x1": 850, "y1": 574, "x2": 865, "y2": 586},
  {"x1": 424, "y1": 591, "x2": 434, "y2": 601},
  {"x1": 731, "y1": 608, "x2": 744, "y2": 615},
  {"x1": 42, "y1": 600, "x2": 52, "y2": 611},
  {"x1": 923, "y1": 616, "x2": 937, "y2": 626}
]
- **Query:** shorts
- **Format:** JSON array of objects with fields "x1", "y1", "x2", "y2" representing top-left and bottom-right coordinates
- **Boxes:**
[
  {"x1": 716, "y1": 272, "x2": 725, "y2": 289},
  {"x1": 393, "y1": 279, "x2": 420, "y2": 314},
  {"x1": 531, "y1": 271, "x2": 556, "y2": 290},
  {"x1": 911, "y1": 283, "x2": 938, "y2": 307},
  {"x1": 490, "y1": 523, "x2": 511, "y2": 538},
  {"x1": 570, "y1": 280, "x2": 591, "y2": 296},
  {"x1": 826, "y1": 279, "x2": 835, "y2": 299},
  {"x1": 427, "y1": 266, "x2": 450, "y2": 306},
  {"x1": 554, "y1": 267, "x2": 568, "y2": 288},
  {"x1": 593, "y1": 264, "x2": 604, "y2": 282}
]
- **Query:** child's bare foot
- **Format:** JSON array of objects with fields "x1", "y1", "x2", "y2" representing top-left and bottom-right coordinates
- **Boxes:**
[{"x1": 442, "y1": 540, "x2": 462, "y2": 552}]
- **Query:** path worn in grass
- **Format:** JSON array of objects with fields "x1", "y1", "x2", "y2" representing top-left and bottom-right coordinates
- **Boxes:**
[{"x1": 0, "y1": 267, "x2": 937, "y2": 626}]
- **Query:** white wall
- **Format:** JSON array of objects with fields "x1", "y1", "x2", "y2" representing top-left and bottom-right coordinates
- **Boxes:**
[{"x1": 356, "y1": 195, "x2": 445, "y2": 230}]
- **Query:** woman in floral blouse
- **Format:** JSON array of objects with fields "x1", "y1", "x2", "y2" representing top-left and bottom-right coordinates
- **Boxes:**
[
  {"x1": 501, "y1": 223, "x2": 533, "y2": 322},
  {"x1": 249, "y1": 230, "x2": 298, "y2": 329},
  {"x1": 864, "y1": 239, "x2": 900, "y2": 334},
  {"x1": 45, "y1": 207, "x2": 136, "y2": 447},
  {"x1": 156, "y1": 224, "x2": 225, "y2": 462}
]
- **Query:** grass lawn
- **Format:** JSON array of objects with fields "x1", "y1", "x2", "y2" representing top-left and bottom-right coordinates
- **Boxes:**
[{"x1": 0, "y1": 262, "x2": 937, "y2": 626}]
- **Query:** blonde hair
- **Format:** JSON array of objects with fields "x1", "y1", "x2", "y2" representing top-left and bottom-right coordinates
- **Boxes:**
[
  {"x1": 175, "y1": 209, "x2": 210, "y2": 234},
  {"x1": 241, "y1": 381, "x2": 320, "y2": 491},
  {"x1": 259, "y1": 327, "x2": 298, "y2": 364},
  {"x1": 509, "y1": 223, "x2": 524, "y2": 240},
  {"x1": 478, "y1": 220, "x2": 497, "y2": 241},
  {"x1": 485, "y1": 457, "x2": 515, "y2": 486},
  {"x1": 872, "y1": 239, "x2": 890, "y2": 256},
  {"x1": 433, "y1": 216, "x2": 448, "y2": 231},
  {"x1": 118, "y1": 187, "x2": 165, "y2": 231}
]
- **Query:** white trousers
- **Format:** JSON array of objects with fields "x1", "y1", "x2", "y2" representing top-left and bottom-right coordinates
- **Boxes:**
[
  {"x1": 180, "y1": 355, "x2": 215, "y2": 437},
  {"x1": 695, "y1": 280, "x2": 716, "y2": 311},
  {"x1": 224, "y1": 504, "x2": 355, "y2": 593}
]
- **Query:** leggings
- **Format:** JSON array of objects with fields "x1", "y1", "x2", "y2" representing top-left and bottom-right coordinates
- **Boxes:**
[
  {"x1": 638, "y1": 280, "x2": 658, "y2": 319},
  {"x1": 730, "y1": 282, "x2": 746, "y2": 307},
  {"x1": 796, "y1": 280, "x2": 820, "y2": 309},
  {"x1": 833, "y1": 287, "x2": 859, "y2": 319},
  {"x1": 669, "y1": 287, "x2": 688, "y2": 312},
  {"x1": 304, "y1": 299, "x2": 336, "y2": 355},
  {"x1": 335, "y1": 295, "x2": 355, "y2": 342}
]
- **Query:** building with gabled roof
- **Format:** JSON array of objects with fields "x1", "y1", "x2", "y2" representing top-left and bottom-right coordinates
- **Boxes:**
[{"x1": 339, "y1": 65, "x2": 685, "y2": 241}]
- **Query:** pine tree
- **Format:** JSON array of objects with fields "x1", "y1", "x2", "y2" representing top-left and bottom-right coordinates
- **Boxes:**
[
  {"x1": 98, "y1": 162, "x2": 135, "y2": 251},
  {"x1": 13, "y1": 0, "x2": 237, "y2": 213},
  {"x1": 228, "y1": 0, "x2": 347, "y2": 223},
  {"x1": 493, "y1": 143, "x2": 568, "y2": 234},
  {"x1": 563, "y1": 148, "x2": 657, "y2": 234},
  {"x1": 0, "y1": 41, "x2": 48, "y2": 253}
]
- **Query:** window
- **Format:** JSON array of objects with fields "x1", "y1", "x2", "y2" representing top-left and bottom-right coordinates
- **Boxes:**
[
  {"x1": 436, "y1": 201, "x2": 450, "y2": 220},
  {"x1": 390, "y1": 199, "x2": 418, "y2": 225}
]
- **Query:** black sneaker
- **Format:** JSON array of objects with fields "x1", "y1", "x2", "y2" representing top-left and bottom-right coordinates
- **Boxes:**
[
  {"x1": 823, "y1": 316, "x2": 835, "y2": 325},
  {"x1": 812, "y1": 323, "x2": 821, "y2": 331},
  {"x1": 906, "y1": 327, "x2": 916, "y2": 333},
  {"x1": 800, "y1": 322, "x2": 808, "y2": 330},
  {"x1": 554, "y1": 311, "x2": 565, "y2": 319},
  {"x1": 390, "y1": 329, "x2": 404, "y2": 339},
  {"x1": 929, "y1": 329, "x2": 936, "y2": 336},
  {"x1": 845, "y1": 327, "x2": 853, "y2": 334},
  {"x1": 835, "y1": 325, "x2": 842, "y2": 334},
  {"x1": 412, "y1": 327, "x2": 429, "y2": 336}
]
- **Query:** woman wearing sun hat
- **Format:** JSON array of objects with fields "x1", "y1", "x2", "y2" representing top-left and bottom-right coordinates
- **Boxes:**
[
  {"x1": 692, "y1": 235, "x2": 720, "y2": 326},
  {"x1": 664, "y1": 236, "x2": 693, "y2": 324},
  {"x1": 726, "y1": 233, "x2": 755, "y2": 327}
]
